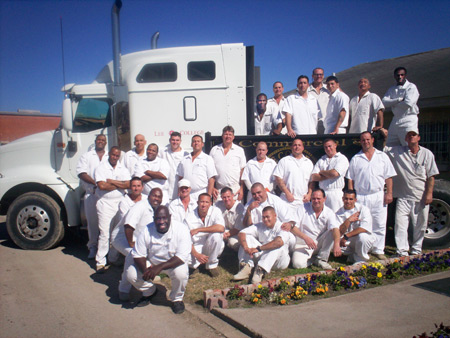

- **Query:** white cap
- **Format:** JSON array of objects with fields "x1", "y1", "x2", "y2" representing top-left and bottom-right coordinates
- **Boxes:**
[{"x1": 178, "y1": 179, "x2": 191, "y2": 188}]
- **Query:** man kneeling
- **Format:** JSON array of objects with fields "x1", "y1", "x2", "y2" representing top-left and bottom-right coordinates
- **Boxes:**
[
  {"x1": 126, "y1": 206, "x2": 191, "y2": 314},
  {"x1": 233, "y1": 206, "x2": 291, "y2": 284}
]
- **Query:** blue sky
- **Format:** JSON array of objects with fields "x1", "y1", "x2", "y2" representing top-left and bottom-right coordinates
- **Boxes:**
[{"x1": 1, "y1": 0, "x2": 449, "y2": 115}]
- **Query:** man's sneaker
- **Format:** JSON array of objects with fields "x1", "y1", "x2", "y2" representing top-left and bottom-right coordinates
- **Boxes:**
[
  {"x1": 96, "y1": 265, "x2": 106, "y2": 274},
  {"x1": 119, "y1": 292, "x2": 130, "y2": 302},
  {"x1": 315, "y1": 260, "x2": 332, "y2": 270},
  {"x1": 233, "y1": 263, "x2": 252, "y2": 281},
  {"x1": 372, "y1": 253, "x2": 387, "y2": 260},
  {"x1": 171, "y1": 301, "x2": 185, "y2": 314},
  {"x1": 88, "y1": 248, "x2": 97, "y2": 260},
  {"x1": 153, "y1": 275, "x2": 161, "y2": 283},
  {"x1": 208, "y1": 268, "x2": 220, "y2": 278},
  {"x1": 251, "y1": 266, "x2": 265, "y2": 284},
  {"x1": 136, "y1": 290, "x2": 158, "y2": 307}
]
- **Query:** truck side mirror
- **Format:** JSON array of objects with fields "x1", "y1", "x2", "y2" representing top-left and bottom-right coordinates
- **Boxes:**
[{"x1": 62, "y1": 97, "x2": 73, "y2": 131}]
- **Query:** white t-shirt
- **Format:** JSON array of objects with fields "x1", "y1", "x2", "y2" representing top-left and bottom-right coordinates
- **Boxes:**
[
  {"x1": 244, "y1": 193, "x2": 294, "y2": 225},
  {"x1": 335, "y1": 202, "x2": 373, "y2": 234},
  {"x1": 215, "y1": 200, "x2": 245, "y2": 231},
  {"x1": 94, "y1": 160, "x2": 131, "y2": 199},
  {"x1": 241, "y1": 220, "x2": 291, "y2": 248},
  {"x1": 159, "y1": 147, "x2": 190, "y2": 201},
  {"x1": 123, "y1": 148, "x2": 146, "y2": 176},
  {"x1": 296, "y1": 203, "x2": 339, "y2": 241},
  {"x1": 76, "y1": 149, "x2": 108, "y2": 194},
  {"x1": 312, "y1": 152, "x2": 349, "y2": 191},
  {"x1": 135, "y1": 157, "x2": 170, "y2": 198},
  {"x1": 267, "y1": 96, "x2": 286, "y2": 133},
  {"x1": 324, "y1": 90, "x2": 350, "y2": 133},
  {"x1": 254, "y1": 111, "x2": 281, "y2": 135},
  {"x1": 283, "y1": 92, "x2": 320, "y2": 134},
  {"x1": 177, "y1": 152, "x2": 217, "y2": 194},
  {"x1": 382, "y1": 80, "x2": 419, "y2": 127},
  {"x1": 308, "y1": 84, "x2": 330, "y2": 121},
  {"x1": 185, "y1": 206, "x2": 225, "y2": 245},
  {"x1": 241, "y1": 156, "x2": 277, "y2": 192},
  {"x1": 168, "y1": 197, "x2": 197, "y2": 224},
  {"x1": 349, "y1": 91, "x2": 384, "y2": 133}
]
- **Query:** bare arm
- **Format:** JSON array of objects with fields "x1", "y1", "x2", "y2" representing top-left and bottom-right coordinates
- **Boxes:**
[
  {"x1": 272, "y1": 122, "x2": 283, "y2": 136},
  {"x1": 207, "y1": 177, "x2": 215, "y2": 197},
  {"x1": 423, "y1": 176, "x2": 435, "y2": 205},
  {"x1": 331, "y1": 109, "x2": 346, "y2": 134},
  {"x1": 124, "y1": 224, "x2": 135, "y2": 247},
  {"x1": 384, "y1": 177, "x2": 393, "y2": 205},
  {"x1": 319, "y1": 169, "x2": 340, "y2": 179},
  {"x1": 372, "y1": 109, "x2": 384, "y2": 130},
  {"x1": 285, "y1": 113, "x2": 296, "y2": 138},
  {"x1": 190, "y1": 224, "x2": 225, "y2": 236},
  {"x1": 107, "y1": 179, "x2": 130, "y2": 190},
  {"x1": 144, "y1": 170, "x2": 167, "y2": 180},
  {"x1": 259, "y1": 237, "x2": 284, "y2": 251},
  {"x1": 275, "y1": 176, "x2": 294, "y2": 202},
  {"x1": 78, "y1": 173, "x2": 96, "y2": 186},
  {"x1": 347, "y1": 179, "x2": 354, "y2": 190},
  {"x1": 142, "y1": 256, "x2": 184, "y2": 281},
  {"x1": 97, "y1": 181, "x2": 118, "y2": 191}
]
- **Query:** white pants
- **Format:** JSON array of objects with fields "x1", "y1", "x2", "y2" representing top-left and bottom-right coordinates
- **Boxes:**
[
  {"x1": 387, "y1": 122, "x2": 416, "y2": 147},
  {"x1": 238, "y1": 235, "x2": 290, "y2": 273},
  {"x1": 342, "y1": 232, "x2": 375, "y2": 263},
  {"x1": 119, "y1": 251, "x2": 134, "y2": 293},
  {"x1": 226, "y1": 235, "x2": 240, "y2": 252},
  {"x1": 324, "y1": 189, "x2": 344, "y2": 213},
  {"x1": 358, "y1": 191, "x2": 387, "y2": 255},
  {"x1": 96, "y1": 196, "x2": 122, "y2": 266},
  {"x1": 291, "y1": 230, "x2": 334, "y2": 268},
  {"x1": 126, "y1": 260, "x2": 189, "y2": 302},
  {"x1": 395, "y1": 198, "x2": 429, "y2": 256},
  {"x1": 85, "y1": 193, "x2": 99, "y2": 250},
  {"x1": 189, "y1": 232, "x2": 224, "y2": 269}
]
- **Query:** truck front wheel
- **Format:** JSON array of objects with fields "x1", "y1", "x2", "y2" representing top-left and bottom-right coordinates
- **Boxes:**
[
  {"x1": 424, "y1": 180, "x2": 450, "y2": 249},
  {"x1": 6, "y1": 192, "x2": 65, "y2": 250}
]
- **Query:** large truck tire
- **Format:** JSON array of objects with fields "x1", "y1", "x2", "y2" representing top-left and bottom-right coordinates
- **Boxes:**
[
  {"x1": 6, "y1": 192, "x2": 65, "y2": 250},
  {"x1": 423, "y1": 180, "x2": 450, "y2": 249}
]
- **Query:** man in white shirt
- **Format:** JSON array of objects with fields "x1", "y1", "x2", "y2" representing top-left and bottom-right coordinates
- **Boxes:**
[
  {"x1": 349, "y1": 78, "x2": 384, "y2": 134},
  {"x1": 210, "y1": 126, "x2": 247, "y2": 201},
  {"x1": 266, "y1": 81, "x2": 286, "y2": 135},
  {"x1": 123, "y1": 134, "x2": 147, "y2": 176},
  {"x1": 94, "y1": 146, "x2": 131, "y2": 272},
  {"x1": 177, "y1": 135, "x2": 217, "y2": 201},
  {"x1": 347, "y1": 131, "x2": 397, "y2": 259},
  {"x1": 310, "y1": 139, "x2": 349, "y2": 212},
  {"x1": 169, "y1": 179, "x2": 197, "y2": 224},
  {"x1": 382, "y1": 129, "x2": 439, "y2": 256},
  {"x1": 273, "y1": 138, "x2": 314, "y2": 206},
  {"x1": 254, "y1": 93, "x2": 282, "y2": 136},
  {"x1": 241, "y1": 141, "x2": 277, "y2": 201},
  {"x1": 336, "y1": 190, "x2": 374, "y2": 264},
  {"x1": 324, "y1": 76, "x2": 350, "y2": 134},
  {"x1": 308, "y1": 67, "x2": 330, "y2": 134},
  {"x1": 284, "y1": 75, "x2": 320, "y2": 137},
  {"x1": 186, "y1": 193, "x2": 225, "y2": 277},
  {"x1": 283, "y1": 189, "x2": 342, "y2": 270},
  {"x1": 159, "y1": 132, "x2": 189, "y2": 202},
  {"x1": 215, "y1": 187, "x2": 245, "y2": 251},
  {"x1": 382, "y1": 67, "x2": 420, "y2": 146},
  {"x1": 233, "y1": 207, "x2": 291, "y2": 284},
  {"x1": 126, "y1": 206, "x2": 191, "y2": 314},
  {"x1": 76, "y1": 134, "x2": 108, "y2": 259},
  {"x1": 137, "y1": 143, "x2": 170, "y2": 205}
]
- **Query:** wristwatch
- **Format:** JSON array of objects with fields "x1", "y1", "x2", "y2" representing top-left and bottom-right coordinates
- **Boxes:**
[
  {"x1": 343, "y1": 234, "x2": 349, "y2": 241},
  {"x1": 256, "y1": 246, "x2": 262, "y2": 252}
]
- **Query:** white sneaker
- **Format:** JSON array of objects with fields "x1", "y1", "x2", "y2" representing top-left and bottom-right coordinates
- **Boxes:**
[
  {"x1": 233, "y1": 263, "x2": 252, "y2": 281},
  {"x1": 316, "y1": 260, "x2": 332, "y2": 270},
  {"x1": 88, "y1": 248, "x2": 97, "y2": 260},
  {"x1": 251, "y1": 266, "x2": 265, "y2": 284}
]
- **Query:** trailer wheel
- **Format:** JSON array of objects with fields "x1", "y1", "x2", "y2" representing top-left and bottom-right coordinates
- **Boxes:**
[
  {"x1": 6, "y1": 192, "x2": 65, "y2": 250},
  {"x1": 423, "y1": 180, "x2": 450, "y2": 249}
]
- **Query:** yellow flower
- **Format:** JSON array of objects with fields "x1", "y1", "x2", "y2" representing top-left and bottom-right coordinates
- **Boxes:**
[
  {"x1": 258, "y1": 284, "x2": 262, "y2": 289},
  {"x1": 295, "y1": 291, "x2": 300, "y2": 296},
  {"x1": 339, "y1": 266, "x2": 345, "y2": 271},
  {"x1": 377, "y1": 272, "x2": 382, "y2": 278},
  {"x1": 253, "y1": 297, "x2": 259, "y2": 303},
  {"x1": 325, "y1": 286, "x2": 329, "y2": 292},
  {"x1": 287, "y1": 281, "x2": 290, "y2": 285},
  {"x1": 362, "y1": 265, "x2": 367, "y2": 269},
  {"x1": 280, "y1": 299, "x2": 286, "y2": 305}
]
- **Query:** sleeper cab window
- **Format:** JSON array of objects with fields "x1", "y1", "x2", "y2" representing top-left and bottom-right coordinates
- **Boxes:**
[
  {"x1": 136, "y1": 63, "x2": 177, "y2": 83},
  {"x1": 188, "y1": 61, "x2": 216, "y2": 81}
]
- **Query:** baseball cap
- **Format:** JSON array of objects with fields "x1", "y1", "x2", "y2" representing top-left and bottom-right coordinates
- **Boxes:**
[{"x1": 178, "y1": 179, "x2": 191, "y2": 188}]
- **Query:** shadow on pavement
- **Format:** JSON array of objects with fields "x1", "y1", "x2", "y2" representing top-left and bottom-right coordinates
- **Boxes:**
[{"x1": 413, "y1": 277, "x2": 450, "y2": 297}]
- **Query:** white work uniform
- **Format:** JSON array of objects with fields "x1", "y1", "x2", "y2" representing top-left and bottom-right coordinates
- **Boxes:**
[
  {"x1": 254, "y1": 110, "x2": 281, "y2": 135},
  {"x1": 283, "y1": 92, "x2": 320, "y2": 135},
  {"x1": 239, "y1": 220, "x2": 291, "y2": 273},
  {"x1": 177, "y1": 152, "x2": 217, "y2": 201},
  {"x1": 308, "y1": 84, "x2": 330, "y2": 127},
  {"x1": 215, "y1": 200, "x2": 245, "y2": 251},
  {"x1": 311, "y1": 152, "x2": 349, "y2": 212},
  {"x1": 346, "y1": 149, "x2": 396, "y2": 255},
  {"x1": 210, "y1": 143, "x2": 247, "y2": 197},
  {"x1": 127, "y1": 220, "x2": 191, "y2": 301},
  {"x1": 135, "y1": 157, "x2": 170, "y2": 205},
  {"x1": 273, "y1": 154, "x2": 314, "y2": 206},
  {"x1": 169, "y1": 197, "x2": 197, "y2": 224},
  {"x1": 266, "y1": 97, "x2": 286, "y2": 134},
  {"x1": 94, "y1": 160, "x2": 131, "y2": 266},
  {"x1": 185, "y1": 206, "x2": 225, "y2": 269},
  {"x1": 123, "y1": 148, "x2": 146, "y2": 176},
  {"x1": 336, "y1": 203, "x2": 375, "y2": 263},
  {"x1": 76, "y1": 149, "x2": 108, "y2": 250},
  {"x1": 159, "y1": 147, "x2": 189, "y2": 202},
  {"x1": 349, "y1": 91, "x2": 385, "y2": 133},
  {"x1": 292, "y1": 203, "x2": 339, "y2": 268},
  {"x1": 382, "y1": 80, "x2": 420, "y2": 146},
  {"x1": 384, "y1": 145, "x2": 439, "y2": 256},
  {"x1": 241, "y1": 156, "x2": 277, "y2": 201},
  {"x1": 324, "y1": 90, "x2": 350, "y2": 134}
]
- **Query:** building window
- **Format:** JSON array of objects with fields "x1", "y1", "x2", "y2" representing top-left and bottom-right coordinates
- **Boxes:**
[
  {"x1": 188, "y1": 61, "x2": 215, "y2": 81},
  {"x1": 137, "y1": 63, "x2": 177, "y2": 83},
  {"x1": 419, "y1": 121, "x2": 449, "y2": 170}
]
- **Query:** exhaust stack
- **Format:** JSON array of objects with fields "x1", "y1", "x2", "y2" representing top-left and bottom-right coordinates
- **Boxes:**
[
  {"x1": 151, "y1": 31, "x2": 160, "y2": 49},
  {"x1": 111, "y1": 0, "x2": 122, "y2": 86}
]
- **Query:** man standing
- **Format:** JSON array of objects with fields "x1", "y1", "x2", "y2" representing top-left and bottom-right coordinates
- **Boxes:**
[
  {"x1": 324, "y1": 76, "x2": 350, "y2": 134},
  {"x1": 310, "y1": 139, "x2": 349, "y2": 212},
  {"x1": 126, "y1": 206, "x2": 191, "y2": 314},
  {"x1": 233, "y1": 207, "x2": 291, "y2": 284},
  {"x1": 186, "y1": 193, "x2": 225, "y2": 277},
  {"x1": 210, "y1": 126, "x2": 247, "y2": 201},
  {"x1": 349, "y1": 78, "x2": 385, "y2": 133},
  {"x1": 159, "y1": 132, "x2": 189, "y2": 202},
  {"x1": 283, "y1": 189, "x2": 341, "y2": 270},
  {"x1": 169, "y1": 179, "x2": 197, "y2": 224},
  {"x1": 254, "y1": 93, "x2": 282, "y2": 135},
  {"x1": 273, "y1": 139, "x2": 314, "y2": 206},
  {"x1": 76, "y1": 134, "x2": 108, "y2": 259},
  {"x1": 137, "y1": 143, "x2": 170, "y2": 205},
  {"x1": 123, "y1": 134, "x2": 147, "y2": 176},
  {"x1": 382, "y1": 129, "x2": 439, "y2": 256},
  {"x1": 94, "y1": 146, "x2": 131, "y2": 272},
  {"x1": 177, "y1": 135, "x2": 217, "y2": 201},
  {"x1": 266, "y1": 81, "x2": 286, "y2": 135},
  {"x1": 346, "y1": 132, "x2": 396, "y2": 259},
  {"x1": 308, "y1": 67, "x2": 330, "y2": 134},
  {"x1": 382, "y1": 67, "x2": 420, "y2": 146},
  {"x1": 241, "y1": 141, "x2": 277, "y2": 201},
  {"x1": 284, "y1": 75, "x2": 320, "y2": 137},
  {"x1": 336, "y1": 190, "x2": 374, "y2": 264},
  {"x1": 215, "y1": 187, "x2": 245, "y2": 251}
]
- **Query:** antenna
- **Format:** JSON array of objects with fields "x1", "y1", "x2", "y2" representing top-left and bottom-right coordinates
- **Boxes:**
[{"x1": 60, "y1": 16, "x2": 67, "y2": 91}]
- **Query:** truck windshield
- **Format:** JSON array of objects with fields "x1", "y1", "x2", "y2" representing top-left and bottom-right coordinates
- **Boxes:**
[{"x1": 73, "y1": 97, "x2": 112, "y2": 132}]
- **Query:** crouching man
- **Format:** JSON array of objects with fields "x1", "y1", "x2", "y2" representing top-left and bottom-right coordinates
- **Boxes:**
[
  {"x1": 233, "y1": 207, "x2": 291, "y2": 284},
  {"x1": 336, "y1": 190, "x2": 375, "y2": 264},
  {"x1": 125, "y1": 206, "x2": 191, "y2": 314}
]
